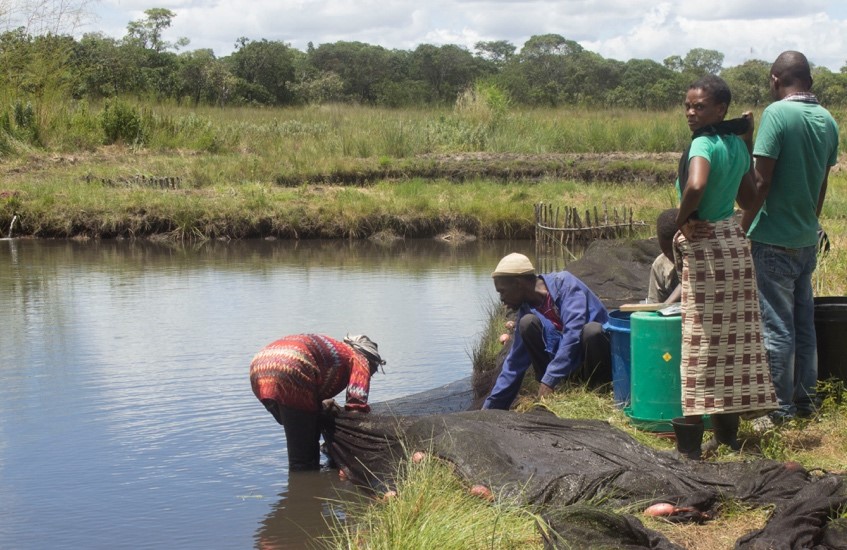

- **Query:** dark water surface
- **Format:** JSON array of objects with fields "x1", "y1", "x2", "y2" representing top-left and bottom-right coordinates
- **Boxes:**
[{"x1": 0, "y1": 237, "x2": 533, "y2": 549}]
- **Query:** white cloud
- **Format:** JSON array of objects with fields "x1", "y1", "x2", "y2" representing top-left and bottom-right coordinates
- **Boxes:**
[
  {"x1": 582, "y1": 4, "x2": 847, "y2": 70},
  {"x1": 85, "y1": 0, "x2": 847, "y2": 70}
]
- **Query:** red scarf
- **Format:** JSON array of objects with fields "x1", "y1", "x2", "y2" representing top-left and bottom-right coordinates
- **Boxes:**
[{"x1": 536, "y1": 293, "x2": 563, "y2": 331}]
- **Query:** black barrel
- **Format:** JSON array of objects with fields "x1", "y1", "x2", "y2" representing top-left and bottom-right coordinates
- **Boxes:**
[{"x1": 815, "y1": 296, "x2": 847, "y2": 381}]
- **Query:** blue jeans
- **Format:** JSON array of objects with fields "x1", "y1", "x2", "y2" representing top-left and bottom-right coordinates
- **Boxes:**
[{"x1": 751, "y1": 242, "x2": 818, "y2": 419}]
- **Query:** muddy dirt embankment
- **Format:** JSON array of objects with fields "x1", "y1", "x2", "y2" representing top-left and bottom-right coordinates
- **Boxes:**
[{"x1": 274, "y1": 152, "x2": 680, "y2": 187}]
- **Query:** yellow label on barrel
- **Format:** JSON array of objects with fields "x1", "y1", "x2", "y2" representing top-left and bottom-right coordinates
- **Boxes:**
[{"x1": 662, "y1": 352, "x2": 672, "y2": 362}]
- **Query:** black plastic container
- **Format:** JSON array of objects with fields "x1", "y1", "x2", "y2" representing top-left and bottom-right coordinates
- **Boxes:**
[{"x1": 814, "y1": 296, "x2": 847, "y2": 381}]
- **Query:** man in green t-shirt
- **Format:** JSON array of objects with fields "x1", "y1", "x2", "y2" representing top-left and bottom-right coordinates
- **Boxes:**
[{"x1": 743, "y1": 51, "x2": 840, "y2": 424}]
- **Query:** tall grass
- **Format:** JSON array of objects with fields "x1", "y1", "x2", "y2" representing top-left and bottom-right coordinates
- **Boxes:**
[
  {"x1": 1, "y1": 99, "x2": 696, "y2": 159},
  {"x1": 2, "y1": 98, "x2": 845, "y2": 164}
]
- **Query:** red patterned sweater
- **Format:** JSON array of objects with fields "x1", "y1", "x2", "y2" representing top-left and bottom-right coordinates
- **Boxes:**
[{"x1": 249, "y1": 334, "x2": 372, "y2": 413}]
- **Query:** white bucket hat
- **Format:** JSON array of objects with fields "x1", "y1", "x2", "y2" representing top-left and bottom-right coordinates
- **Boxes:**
[{"x1": 491, "y1": 253, "x2": 535, "y2": 277}]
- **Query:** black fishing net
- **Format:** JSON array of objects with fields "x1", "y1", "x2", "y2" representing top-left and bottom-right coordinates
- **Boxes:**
[
  {"x1": 324, "y1": 409, "x2": 847, "y2": 549},
  {"x1": 565, "y1": 238, "x2": 661, "y2": 309}
]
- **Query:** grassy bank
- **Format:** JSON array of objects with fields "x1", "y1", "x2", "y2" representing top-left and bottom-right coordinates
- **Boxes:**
[
  {"x1": 1, "y1": 103, "x2": 693, "y2": 240},
  {"x1": 1, "y1": 103, "x2": 844, "y2": 251},
  {"x1": 3, "y1": 170, "x2": 844, "y2": 293},
  {"x1": 0, "y1": 172, "x2": 678, "y2": 240}
]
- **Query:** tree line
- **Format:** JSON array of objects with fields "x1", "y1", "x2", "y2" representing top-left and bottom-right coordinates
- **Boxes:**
[{"x1": 3, "y1": 8, "x2": 847, "y2": 110}]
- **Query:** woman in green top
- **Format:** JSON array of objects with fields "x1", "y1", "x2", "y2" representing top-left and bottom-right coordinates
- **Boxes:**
[{"x1": 670, "y1": 75, "x2": 777, "y2": 460}]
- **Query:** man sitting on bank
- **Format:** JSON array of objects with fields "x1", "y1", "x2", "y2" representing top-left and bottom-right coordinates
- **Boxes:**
[{"x1": 483, "y1": 253, "x2": 612, "y2": 410}]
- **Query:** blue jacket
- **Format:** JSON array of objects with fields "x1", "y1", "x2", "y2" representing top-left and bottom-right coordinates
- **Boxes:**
[{"x1": 483, "y1": 271, "x2": 608, "y2": 410}]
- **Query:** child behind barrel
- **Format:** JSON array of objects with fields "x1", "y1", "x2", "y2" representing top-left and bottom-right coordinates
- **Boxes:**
[{"x1": 646, "y1": 208, "x2": 681, "y2": 304}]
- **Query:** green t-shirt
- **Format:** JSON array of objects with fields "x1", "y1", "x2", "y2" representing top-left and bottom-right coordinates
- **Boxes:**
[
  {"x1": 750, "y1": 100, "x2": 839, "y2": 248},
  {"x1": 675, "y1": 134, "x2": 750, "y2": 222}
]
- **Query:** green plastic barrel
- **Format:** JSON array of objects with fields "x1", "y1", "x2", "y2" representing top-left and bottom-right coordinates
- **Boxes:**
[{"x1": 625, "y1": 311, "x2": 682, "y2": 432}]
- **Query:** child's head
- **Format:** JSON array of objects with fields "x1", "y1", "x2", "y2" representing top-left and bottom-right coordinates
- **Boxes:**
[{"x1": 656, "y1": 208, "x2": 679, "y2": 261}]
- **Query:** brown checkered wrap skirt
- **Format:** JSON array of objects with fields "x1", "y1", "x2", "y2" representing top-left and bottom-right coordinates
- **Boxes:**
[{"x1": 673, "y1": 217, "x2": 777, "y2": 416}]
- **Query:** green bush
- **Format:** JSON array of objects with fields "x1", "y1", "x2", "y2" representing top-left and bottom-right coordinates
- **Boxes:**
[
  {"x1": 10, "y1": 100, "x2": 40, "y2": 144},
  {"x1": 100, "y1": 99, "x2": 147, "y2": 145},
  {"x1": 455, "y1": 81, "x2": 511, "y2": 124},
  {"x1": 13, "y1": 101, "x2": 35, "y2": 129}
]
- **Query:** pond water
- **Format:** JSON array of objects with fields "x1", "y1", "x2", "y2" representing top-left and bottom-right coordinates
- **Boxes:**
[{"x1": 0, "y1": 237, "x2": 534, "y2": 549}]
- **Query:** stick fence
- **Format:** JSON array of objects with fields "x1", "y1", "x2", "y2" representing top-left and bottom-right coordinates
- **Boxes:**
[{"x1": 534, "y1": 202, "x2": 647, "y2": 273}]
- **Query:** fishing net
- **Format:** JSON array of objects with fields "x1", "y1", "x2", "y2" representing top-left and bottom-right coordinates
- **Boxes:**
[
  {"x1": 324, "y1": 409, "x2": 847, "y2": 549},
  {"x1": 565, "y1": 237, "x2": 661, "y2": 309}
]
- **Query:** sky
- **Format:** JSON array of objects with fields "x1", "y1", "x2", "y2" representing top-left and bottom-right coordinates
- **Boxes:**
[{"x1": 62, "y1": 1, "x2": 847, "y2": 70}]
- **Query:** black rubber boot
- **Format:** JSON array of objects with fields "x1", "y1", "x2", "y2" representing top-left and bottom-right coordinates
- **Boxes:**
[
  {"x1": 703, "y1": 413, "x2": 741, "y2": 455},
  {"x1": 671, "y1": 417, "x2": 704, "y2": 460}
]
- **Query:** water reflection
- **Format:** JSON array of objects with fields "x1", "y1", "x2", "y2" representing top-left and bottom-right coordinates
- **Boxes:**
[
  {"x1": 0, "y1": 237, "x2": 534, "y2": 550},
  {"x1": 255, "y1": 470, "x2": 346, "y2": 550}
]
